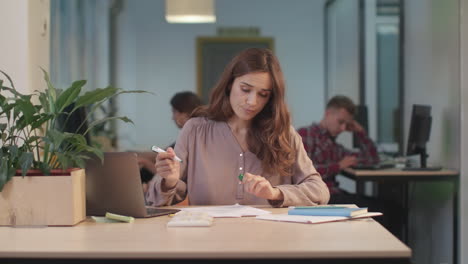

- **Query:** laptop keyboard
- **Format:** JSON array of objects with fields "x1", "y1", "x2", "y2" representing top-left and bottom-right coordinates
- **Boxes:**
[
  {"x1": 146, "y1": 207, "x2": 180, "y2": 216},
  {"x1": 147, "y1": 207, "x2": 162, "y2": 215}
]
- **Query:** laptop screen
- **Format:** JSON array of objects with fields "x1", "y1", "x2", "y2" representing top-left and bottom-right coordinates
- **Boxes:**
[{"x1": 85, "y1": 152, "x2": 149, "y2": 217}]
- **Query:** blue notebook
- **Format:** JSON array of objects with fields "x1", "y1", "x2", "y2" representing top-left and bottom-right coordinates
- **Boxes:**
[{"x1": 288, "y1": 207, "x2": 368, "y2": 217}]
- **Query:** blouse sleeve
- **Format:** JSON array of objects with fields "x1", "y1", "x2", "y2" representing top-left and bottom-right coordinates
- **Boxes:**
[
  {"x1": 145, "y1": 119, "x2": 196, "y2": 206},
  {"x1": 271, "y1": 127, "x2": 330, "y2": 207}
]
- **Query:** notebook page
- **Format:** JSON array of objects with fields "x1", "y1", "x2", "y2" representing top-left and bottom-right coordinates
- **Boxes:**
[{"x1": 180, "y1": 204, "x2": 271, "y2": 218}]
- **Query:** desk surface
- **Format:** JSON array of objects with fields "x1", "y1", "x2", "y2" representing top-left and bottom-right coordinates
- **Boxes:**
[
  {"x1": 341, "y1": 168, "x2": 459, "y2": 264},
  {"x1": 0, "y1": 207, "x2": 410, "y2": 260},
  {"x1": 342, "y1": 168, "x2": 459, "y2": 178}
]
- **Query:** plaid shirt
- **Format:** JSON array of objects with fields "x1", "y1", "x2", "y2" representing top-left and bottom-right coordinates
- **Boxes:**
[{"x1": 297, "y1": 123, "x2": 379, "y2": 194}]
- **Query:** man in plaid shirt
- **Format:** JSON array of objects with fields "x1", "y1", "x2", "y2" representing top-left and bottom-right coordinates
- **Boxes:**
[{"x1": 297, "y1": 95, "x2": 379, "y2": 201}]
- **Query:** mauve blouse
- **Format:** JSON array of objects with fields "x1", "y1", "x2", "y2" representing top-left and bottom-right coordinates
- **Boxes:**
[{"x1": 146, "y1": 117, "x2": 330, "y2": 207}]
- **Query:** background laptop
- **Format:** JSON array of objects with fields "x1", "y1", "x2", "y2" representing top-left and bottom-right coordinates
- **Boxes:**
[{"x1": 85, "y1": 152, "x2": 179, "y2": 217}]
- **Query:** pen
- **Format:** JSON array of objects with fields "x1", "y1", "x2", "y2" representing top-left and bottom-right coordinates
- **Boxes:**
[{"x1": 151, "y1": 146, "x2": 183, "y2": 163}]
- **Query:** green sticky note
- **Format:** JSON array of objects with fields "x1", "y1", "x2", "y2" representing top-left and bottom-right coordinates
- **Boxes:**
[
  {"x1": 92, "y1": 216, "x2": 121, "y2": 223},
  {"x1": 238, "y1": 173, "x2": 244, "y2": 181},
  {"x1": 105, "y1": 212, "x2": 135, "y2": 223}
]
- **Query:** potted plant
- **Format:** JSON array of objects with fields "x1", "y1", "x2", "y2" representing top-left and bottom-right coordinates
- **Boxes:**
[{"x1": 0, "y1": 69, "x2": 146, "y2": 226}]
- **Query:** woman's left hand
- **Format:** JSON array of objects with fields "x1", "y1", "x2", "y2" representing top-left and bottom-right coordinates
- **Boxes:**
[{"x1": 243, "y1": 173, "x2": 284, "y2": 200}]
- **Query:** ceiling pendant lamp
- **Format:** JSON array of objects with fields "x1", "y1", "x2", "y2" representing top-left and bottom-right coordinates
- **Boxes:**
[{"x1": 165, "y1": 0, "x2": 216, "y2": 24}]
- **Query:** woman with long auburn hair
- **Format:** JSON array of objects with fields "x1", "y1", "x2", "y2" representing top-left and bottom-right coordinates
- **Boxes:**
[{"x1": 147, "y1": 48, "x2": 329, "y2": 207}]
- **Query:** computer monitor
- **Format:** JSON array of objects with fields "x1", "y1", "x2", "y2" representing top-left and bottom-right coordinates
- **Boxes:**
[
  {"x1": 404, "y1": 104, "x2": 440, "y2": 170},
  {"x1": 353, "y1": 105, "x2": 368, "y2": 148}
]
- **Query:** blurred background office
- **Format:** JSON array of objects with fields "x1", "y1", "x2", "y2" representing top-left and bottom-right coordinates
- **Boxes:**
[{"x1": 1, "y1": 0, "x2": 465, "y2": 264}]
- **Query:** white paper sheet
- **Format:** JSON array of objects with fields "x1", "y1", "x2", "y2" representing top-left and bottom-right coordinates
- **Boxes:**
[
  {"x1": 255, "y1": 212, "x2": 383, "y2": 224},
  {"x1": 180, "y1": 204, "x2": 272, "y2": 218}
]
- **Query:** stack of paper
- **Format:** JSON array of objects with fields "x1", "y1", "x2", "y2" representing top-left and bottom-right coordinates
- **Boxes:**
[
  {"x1": 256, "y1": 212, "x2": 382, "y2": 224},
  {"x1": 180, "y1": 204, "x2": 271, "y2": 218},
  {"x1": 256, "y1": 205, "x2": 382, "y2": 224}
]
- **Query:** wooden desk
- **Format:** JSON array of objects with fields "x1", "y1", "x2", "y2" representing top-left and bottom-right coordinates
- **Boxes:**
[
  {"x1": 0, "y1": 208, "x2": 411, "y2": 264},
  {"x1": 342, "y1": 168, "x2": 458, "y2": 193},
  {"x1": 341, "y1": 168, "x2": 459, "y2": 264}
]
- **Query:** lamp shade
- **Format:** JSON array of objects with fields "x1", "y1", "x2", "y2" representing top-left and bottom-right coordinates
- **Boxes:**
[{"x1": 165, "y1": 0, "x2": 216, "y2": 23}]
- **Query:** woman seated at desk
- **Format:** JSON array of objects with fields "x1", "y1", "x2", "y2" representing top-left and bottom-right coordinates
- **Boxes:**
[{"x1": 146, "y1": 48, "x2": 330, "y2": 207}]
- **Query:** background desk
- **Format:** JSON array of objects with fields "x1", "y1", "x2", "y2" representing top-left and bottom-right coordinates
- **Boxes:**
[
  {"x1": 0, "y1": 207, "x2": 410, "y2": 264},
  {"x1": 341, "y1": 168, "x2": 459, "y2": 264}
]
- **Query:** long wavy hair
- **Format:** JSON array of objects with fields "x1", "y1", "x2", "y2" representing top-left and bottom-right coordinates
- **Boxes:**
[{"x1": 192, "y1": 48, "x2": 295, "y2": 177}]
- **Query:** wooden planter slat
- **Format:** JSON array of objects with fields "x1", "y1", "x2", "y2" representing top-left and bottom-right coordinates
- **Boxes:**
[{"x1": 0, "y1": 169, "x2": 86, "y2": 226}]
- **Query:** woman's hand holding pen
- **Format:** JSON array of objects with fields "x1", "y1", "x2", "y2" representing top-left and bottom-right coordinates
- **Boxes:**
[
  {"x1": 155, "y1": 147, "x2": 180, "y2": 189},
  {"x1": 242, "y1": 173, "x2": 284, "y2": 201}
]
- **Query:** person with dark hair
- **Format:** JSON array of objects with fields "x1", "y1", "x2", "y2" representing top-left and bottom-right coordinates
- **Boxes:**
[
  {"x1": 166, "y1": 91, "x2": 202, "y2": 149},
  {"x1": 138, "y1": 91, "x2": 202, "y2": 186},
  {"x1": 170, "y1": 91, "x2": 202, "y2": 129},
  {"x1": 297, "y1": 95, "x2": 379, "y2": 202},
  {"x1": 145, "y1": 48, "x2": 330, "y2": 207},
  {"x1": 138, "y1": 91, "x2": 202, "y2": 190}
]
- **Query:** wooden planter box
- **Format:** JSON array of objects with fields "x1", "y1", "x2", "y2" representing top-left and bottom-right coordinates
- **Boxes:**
[{"x1": 0, "y1": 168, "x2": 86, "y2": 226}]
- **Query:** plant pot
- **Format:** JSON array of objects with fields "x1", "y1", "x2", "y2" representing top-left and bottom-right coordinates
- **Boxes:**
[{"x1": 0, "y1": 168, "x2": 86, "y2": 226}]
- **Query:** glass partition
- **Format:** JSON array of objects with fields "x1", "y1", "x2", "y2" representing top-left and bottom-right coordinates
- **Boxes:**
[{"x1": 325, "y1": 0, "x2": 402, "y2": 154}]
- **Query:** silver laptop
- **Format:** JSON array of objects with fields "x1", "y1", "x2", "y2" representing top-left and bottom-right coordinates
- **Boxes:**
[{"x1": 85, "y1": 152, "x2": 179, "y2": 217}]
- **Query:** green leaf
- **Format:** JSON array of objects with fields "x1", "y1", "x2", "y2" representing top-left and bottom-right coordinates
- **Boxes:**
[
  {"x1": 87, "y1": 116, "x2": 134, "y2": 135},
  {"x1": 37, "y1": 162, "x2": 51, "y2": 176},
  {"x1": 15, "y1": 115, "x2": 28, "y2": 130},
  {"x1": 55, "y1": 80, "x2": 86, "y2": 113},
  {"x1": 0, "y1": 86, "x2": 22, "y2": 98},
  {"x1": 44, "y1": 129, "x2": 66, "y2": 150},
  {"x1": 74, "y1": 86, "x2": 119, "y2": 109},
  {"x1": 38, "y1": 91, "x2": 50, "y2": 113},
  {"x1": 0, "y1": 69, "x2": 16, "y2": 89},
  {"x1": 18, "y1": 152, "x2": 34, "y2": 175},
  {"x1": 15, "y1": 99, "x2": 37, "y2": 124},
  {"x1": 24, "y1": 136, "x2": 41, "y2": 145},
  {"x1": 40, "y1": 67, "x2": 54, "y2": 95},
  {"x1": 0, "y1": 159, "x2": 10, "y2": 192},
  {"x1": 0, "y1": 69, "x2": 150, "y2": 177},
  {"x1": 40, "y1": 68, "x2": 56, "y2": 114},
  {"x1": 54, "y1": 152, "x2": 69, "y2": 170},
  {"x1": 59, "y1": 134, "x2": 88, "y2": 153},
  {"x1": 0, "y1": 156, "x2": 17, "y2": 191},
  {"x1": 0, "y1": 103, "x2": 14, "y2": 118},
  {"x1": 117, "y1": 89, "x2": 153, "y2": 95},
  {"x1": 74, "y1": 157, "x2": 87, "y2": 169},
  {"x1": 85, "y1": 146, "x2": 104, "y2": 162},
  {"x1": 7, "y1": 167, "x2": 16, "y2": 182},
  {"x1": 8, "y1": 145, "x2": 19, "y2": 159},
  {"x1": 29, "y1": 114, "x2": 52, "y2": 130}
]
